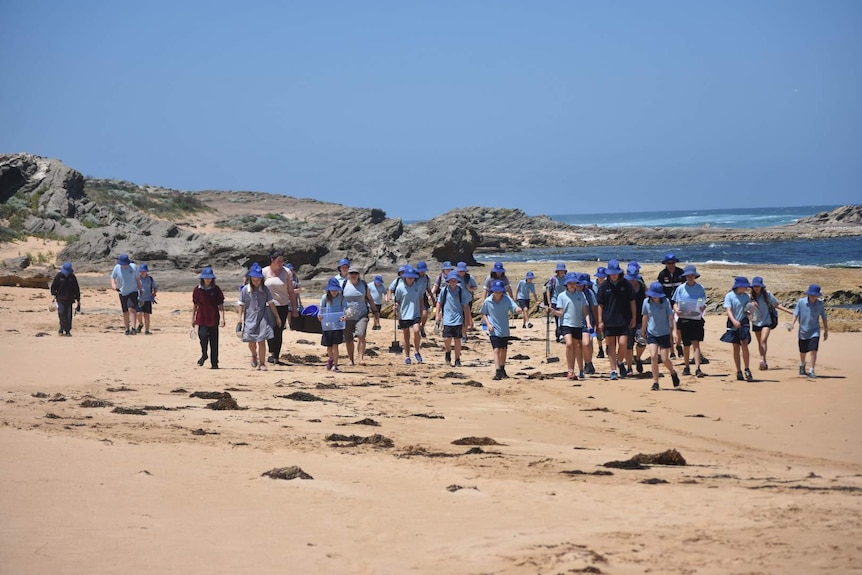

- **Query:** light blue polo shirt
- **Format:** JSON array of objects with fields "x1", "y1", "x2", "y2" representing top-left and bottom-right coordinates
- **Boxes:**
[
  {"x1": 794, "y1": 297, "x2": 826, "y2": 340},
  {"x1": 480, "y1": 294, "x2": 519, "y2": 337},
  {"x1": 516, "y1": 279, "x2": 536, "y2": 301},
  {"x1": 642, "y1": 298, "x2": 673, "y2": 337},
  {"x1": 724, "y1": 290, "x2": 751, "y2": 323},
  {"x1": 111, "y1": 263, "x2": 140, "y2": 296},
  {"x1": 556, "y1": 289, "x2": 588, "y2": 328},
  {"x1": 394, "y1": 281, "x2": 423, "y2": 321},
  {"x1": 439, "y1": 284, "x2": 471, "y2": 326}
]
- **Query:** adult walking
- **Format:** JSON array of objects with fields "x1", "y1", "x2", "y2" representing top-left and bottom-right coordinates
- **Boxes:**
[
  {"x1": 110, "y1": 253, "x2": 142, "y2": 336},
  {"x1": 342, "y1": 267, "x2": 375, "y2": 365},
  {"x1": 262, "y1": 250, "x2": 298, "y2": 364},
  {"x1": 50, "y1": 262, "x2": 81, "y2": 336}
]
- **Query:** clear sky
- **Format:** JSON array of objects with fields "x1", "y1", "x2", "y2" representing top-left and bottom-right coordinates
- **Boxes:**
[{"x1": 2, "y1": 1, "x2": 860, "y2": 221}]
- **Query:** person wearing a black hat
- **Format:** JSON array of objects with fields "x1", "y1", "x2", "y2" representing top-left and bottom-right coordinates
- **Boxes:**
[
  {"x1": 50, "y1": 262, "x2": 81, "y2": 336},
  {"x1": 657, "y1": 253, "x2": 685, "y2": 357}
]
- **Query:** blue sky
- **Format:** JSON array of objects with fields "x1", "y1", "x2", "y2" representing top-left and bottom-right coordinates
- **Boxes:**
[{"x1": 2, "y1": 1, "x2": 860, "y2": 221}]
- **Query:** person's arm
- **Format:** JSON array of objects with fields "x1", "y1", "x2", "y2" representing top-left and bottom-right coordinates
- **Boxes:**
[
  {"x1": 268, "y1": 301, "x2": 282, "y2": 327},
  {"x1": 218, "y1": 304, "x2": 225, "y2": 327},
  {"x1": 192, "y1": 304, "x2": 199, "y2": 327},
  {"x1": 110, "y1": 268, "x2": 119, "y2": 292},
  {"x1": 583, "y1": 303, "x2": 592, "y2": 331},
  {"x1": 822, "y1": 308, "x2": 829, "y2": 341},
  {"x1": 726, "y1": 304, "x2": 740, "y2": 328},
  {"x1": 597, "y1": 304, "x2": 605, "y2": 333},
  {"x1": 287, "y1": 273, "x2": 298, "y2": 316},
  {"x1": 629, "y1": 298, "x2": 637, "y2": 329}
]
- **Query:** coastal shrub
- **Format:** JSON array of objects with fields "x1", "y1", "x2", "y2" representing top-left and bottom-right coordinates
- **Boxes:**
[{"x1": 84, "y1": 179, "x2": 209, "y2": 218}]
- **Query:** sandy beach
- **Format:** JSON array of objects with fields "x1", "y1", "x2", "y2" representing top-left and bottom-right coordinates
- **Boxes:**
[{"x1": 1, "y1": 259, "x2": 861, "y2": 574}]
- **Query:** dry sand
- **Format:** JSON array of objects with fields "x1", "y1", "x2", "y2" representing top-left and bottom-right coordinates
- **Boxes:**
[{"x1": 1, "y1": 261, "x2": 861, "y2": 574}]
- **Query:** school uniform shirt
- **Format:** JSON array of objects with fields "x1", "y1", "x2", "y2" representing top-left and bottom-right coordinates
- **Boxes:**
[
  {"x1": 111, "y1": 263, "x2": 140, "y2": 296},
  {"x1": 368, "y1": 282, "x2": 386, "y2": 306},
  {"x1": 583, "y1": 288, "x2": 598, "y2": 327},
  {"x1": 596, "y1": 278, "x2": 635, "y2": 328},
  {"x1": 342, "y1": 280, "x2": 370, "y2": 319},
  {"x1": 388, "y1": 277, "x2": 401, "y2": 293},
  {"x1": 632, "y1": 281, "x2": 646, "y2": 325},
  {"x1": 483, "y1": 275, "x2": 511, "y2": 294},
  {"x1": 794, "y1": 297, "x2": 827, "y2": 340},
  {"x1": 545, "y1": 273, "x2": 567, "y2": 306},
  {"x1": 516, "y1": 279, "x2": 536, "y2": 301},
  {"x1": 723, "y1": 291, "x2": 751, "y2": 323},
  {"x1": 457, "y1": 273, "x2": 478, "y2": 302},
  {"x1": 480, "y1": 295, "x2": 520, "y2": 338},
  {"x1": 556, "y1": 289, "x2": 588, "y2": 328},
  {"x1": 439, "y1": 284, "x2": 471, "y2": 326},
  {"x1": 319, "y1": 294, "x2": 346, "y2": 320},
  {"x1": 394, "y1": 281, "x2": 423, "y2": 321},
  {"x1": 642, "y1": 298, "x2": 674, "y2": 337},
  {"x1": 752, "y1": 291, "x2": 779, "y2": 328},
  {"x1": 263, "y1": 266, "x2": 292, "y2": 307},
  {"x1": 139, "y1": 275, "x2": 158, "y2": 302},
  {"x1": 672, "y1": 282, "x2": 707, "y2": 320},
  {"x1": 658, "y1": 267, "x2": 685, "y2": 300},
  {"x1": 416, "y1": 274, "x2": 431, "y2": 296},
  {"x1": 193, "y1": 284, "x2": 225, "y2": 327}
]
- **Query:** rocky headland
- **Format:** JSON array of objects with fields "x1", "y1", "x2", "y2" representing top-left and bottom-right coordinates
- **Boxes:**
[{"x1": 2, "y1": 153, "x2": 860, "y2": 285}]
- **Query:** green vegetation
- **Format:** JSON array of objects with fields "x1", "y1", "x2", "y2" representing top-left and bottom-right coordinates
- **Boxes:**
[
  {"x1": 215, "y1": 214, "x2": 324, "y2": 234},
  {"x1": 84, "y1": 179, "x2": 211, "y2": 218}
]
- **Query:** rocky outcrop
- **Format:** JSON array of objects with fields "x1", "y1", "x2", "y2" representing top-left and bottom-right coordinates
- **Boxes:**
[{"x1": 795, "y1": 205, "x2": 862, "y2": 227}]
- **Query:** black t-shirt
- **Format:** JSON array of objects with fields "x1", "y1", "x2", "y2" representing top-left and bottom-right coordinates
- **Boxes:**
[
  {"x1": 597, "y1": 278, "x2": 634, "y2": 328},
  {"x1": 657, "y1": 267, "x2": 685, "y2": 300}
]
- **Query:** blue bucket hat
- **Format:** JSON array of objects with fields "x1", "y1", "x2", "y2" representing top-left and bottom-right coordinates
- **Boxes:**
[
  {"x1": 564, "y1": 272, "x2": 579, "y2": 285},
  {"x1": 338, "y1": 258, "x2": 350, "y2": 268},
  {"x1": 416, "y1": 261, "x2": 429, "y2": 272},
  {"x1": 628, "y1": 261, "x2": 641, "y2": 272},
  {"x1": 646, "y1": 281, "x2": 666, "y2": 299},
  {"x1": 490, "y1": 279, "x2": 506, "y2": 292},
  {"x1": 373, "y1": 275, "x2": 384, "y2": 284},
  {"x1": 806, "y1": 284, "x2": 822, "y2": 297},
  {"x1": 578, "y1": 273, "x2": 592, "y2": 286},
  {"x1": 606, "y1": 259, "x2": 624, "y2": 275},
  {"x1": 248, "y1": 263, "x2": 264, "y2": 278},
  {"x1": 446, "y1": 271, "x2": 460, "y2": 282},
  {"x1": 397, "y1": 265, "x2": 407, "y2": 274},
  {"x1": 682, "y1": 265, "x2": 700, "y2": 278},
  {"x1": 555, "y1": 262, "x2": 567, "y2": 272},
  {"x1": 625, "y1": 269, "x2": 642, "y2": 281},
  {"x1": 199, "y1": 266, "x2": 216, "y2": 280},
  {"x1": 594, "y1": 266, "x2": 607, "y2": 279},
  {"x1": 492, "y1": 262, "x2": 505, "y2": 274},
  {"x1": 456, "y1": 262, "x2": 468, "y2": 272},
  {"x1": 442, "y1": 261, "x2": 453, "y2": 270},
  {"x1": 60, "y1": 262, "x2": 74, "y2": 275},
  {"x1": 525, "y1": 271, "x2": 535, "y2": 280},
  {"x1": 326, "y1": 277, "x2": 342, "y2": 291},
  {"x1": 732, "y1": 276, "x2": 751, "y2": 290},
  {"x1": 117, "y1": 254, "x2": 131, "y2": 265},
  {"x1": 402, "y1": 266, "x2": 419, "y2": 279},
  {"x1": 751, "y1": 276, "x2": 766, "y2": 289},
  {"x1": 662, "y1": 253, "x2": 679, "y2": 264},
  {"x1": 139, "y1": 263, "x2": 149, "y2": 273}
]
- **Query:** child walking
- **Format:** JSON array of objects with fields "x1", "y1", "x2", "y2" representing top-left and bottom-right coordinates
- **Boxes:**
[
  {"x1": 792, "y1": 284, "x2": 829, "y2": 379},
  {"x1": 239, "y1": 263, "x2": 281, "y2": 371},
  {"x1": 368, "y1": 275, "x2": 386, "y2": 330},
  {"x1": 192, "y1": 267, "x2": 225, "y2": 369},
  {"x1": 136, "y1": 263, "x2": 158, "y2": 334},
  {"x1": 516, "y1": 271, "x2": 538, "y2": 329},
  {"x1": 480, "y1": 280, "x2": 521, "y2": 380},
  {"x1": 551, "y1": 273, "x2": 591, "y2": 381},
  {"x1": 435, "y1": 271, "x2": 473, "y2": 367},
  {"x1": 722, "y1": 276, "x2": 753, "y2": 381},
  {"x1": 318, "y1": 277, "x2": 347, "y2": 372},
  {"x1": 394, "y1": 266, "x2": 424, "y2": 364},
  {"x1": 642, "y1": 282, "x2": 681, "y2": 391},
  {"x1": 750, "y1": 276, "x2": 792, "y2": 370},
  {"x1": 50, "y1": 262, "x2": 81, "y2": 336}
]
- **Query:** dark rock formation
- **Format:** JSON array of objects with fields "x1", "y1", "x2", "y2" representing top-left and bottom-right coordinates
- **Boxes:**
[{"x1": 795, "y1": 205, "x2": 862, "y2": 226}]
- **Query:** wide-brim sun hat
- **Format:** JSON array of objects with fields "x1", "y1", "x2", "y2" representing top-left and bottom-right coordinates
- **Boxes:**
[
  {"x1": 525, "y1": 271, "x2": 535, "y2": 279},
  {"x1": 751, "y1": 276, "x2": 766, "y2": 288},
  {"x1": 456, "y1": 262, "x2": 468, "y2": 272},
  {"x1": 374, "y1": 275, "x2": 384, "y2": 283},
  {"x1": 442, "y1": 261, "x2": 453, "y2": 270},
  {"x1": 662, "y1": 253, "x2": 679, "y2": 264},
  {"x1": 628, "y1": 261, "x2": 641, "y2": 272},
  {"x1": 806, "y1": 284, "x2": 822, "y2": 297},
  {"x1": 416, "y1": 261, "x2": 429, "y2": 272},
  {"x1": 199, "y1": 266, "x2": 216, "y2": 279},
  {"x1": 139, "y1": 263, "x2": 149, "y2": 273},
  {"x1": 682, "y1": 265, "x2": 700, "y2": 278},
  {"x1": 248, "y1": 263, "x2": 264, "y2": 278},
  {"x1": 61, "y1": 262, "x2": 74, "y2": 275},
  {"x1": 578, "y1": 273, "x2": 592, "y2": 286},
  {"x1": 625, "y1": 271, "x2": 642, "y2": 281},
  {"x1": 326, "y1": 277, "x2": 343, "y2": 291},
  {"x1": 492, "y1": 262, "x2": 505, "y2": 274},
  {"x1": 606, "y1": 259, "x2": 624, "y2": 275},
  {"x1": 594, "y1": 267, "x2": 607, "y2": 279},
  {"x1": 646, "y1": 282, "x2": 665, "y2": 298},
  {"x1": 338, "y1": 258, "x2": 350, "y2": 267},
  {"x1": 564, "y1": 272, "x2": 579, "y2": 285},
  {"x1": 555, "y1": 262, "x2": 567, "y2": 272},
  {"x1": 732, "y1": 276, "x2": 751, "y2": 290},
  {"x1": 491, "y1": 280, "x2": 506, "y2": 292},
  {"x1": 117, "y1": 254, "x2": 131, "y2": 265},
  {"x1": 446, "y1": 271, "x2": 460, "y2": 282},
  {"x1": 348, "y1": 267, "x2": 360, "y2": 274},
  {"x1": 402, "y1": 266, "x2": 419, "y2": 279}
]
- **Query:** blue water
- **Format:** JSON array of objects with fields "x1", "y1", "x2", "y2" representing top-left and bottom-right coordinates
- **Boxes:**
[{"x1": 477, "y1": 206, "x2": 862, "y2": 268}]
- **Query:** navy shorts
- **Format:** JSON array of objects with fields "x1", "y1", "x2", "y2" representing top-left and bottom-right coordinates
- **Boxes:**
[
  {"x1": 119, "y1": 292, "x2": 139, "y2": 313},
  {"x1": 677, "y1": 319, "x2": 705, "y2": 345},
  {"x1": 517, "y1": 298, "x2": 530, "y2": 309},
  {"x1": 138, "y1": 301, "x2": 153, "y2": 314},
  {"x1": 647, "y1": 334, "x2": 672, "y2": 349},
  {"x1": 560, "y1": 326, "x2": 583, "y2": 339},
  {"x1": 399, "y1": 318, "x2": 419, "y2": 330},
  {"x1": 489, "y1": 335, "x2": 509, "y2": 349},
  {"x1": 321, "y1": 330, "x2": 344, "y2": 346},
  {"x1": 798, "y1": 337, "x2": 820, "y2": 353},
  {"x1": 603, "y1": 325, "x2": 628, "y2": 337},
  {"x1": 442, "y1": 325, "x2": 463, "y2": 339}
]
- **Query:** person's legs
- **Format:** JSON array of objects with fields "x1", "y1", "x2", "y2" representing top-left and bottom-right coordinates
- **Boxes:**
[
  {"x1": 649, "y1": 342, "x2": 660, "y2": 383},
  {"x1": 564, "y1": 333, "x2": 575, "y2": 376},
  {"x1": 453, "y1": 334, "x2": 462, "y2": 362},
  {"x1": 248, "y1": 341, "x2": 258, "y2": 367},
  {"x1": 617, "y1": 334, "x2": 629, "y2": 374},
  {"x1": 257, "y1": 341, "x2": 268, "y2": 370},
  {"x1": 198, "y1": 326, "x2": 209, "y2": 364},
  {"x1": 741, "y1": 339, "x2": 751, "y2": 370},
  {"x1": 401, "y1": 325, "x2": 412, "y2": 360},
  {"x1": 808, "y1": 350, "x2": 818, "y2": 371},
  {"x1": 574, "y1": 339, "x2": 584, "y2": 374},
  {"x1": 412, "y1": 324, "x2": 422, "y2": 360},
  {"x1": 581, "y1": 332, "x2": 593, "y2": 372},
  {"x1": 344, "y1": 321, "x2": 356, "y2": 364},
  {"x1": 760, "y1": 327, "x2": 772, "y2": 367},
  {"x1": 732, "y1": 343, "x2": 742, "y2": 374},
  {"x1": 209, "y1": 326, "x2": 219, "y2": 367},
  {"x1": 606, "y1": 335, "x2": 619, "y2": 373},
  {"x1": 661, "y1": 346, "x2": 674, "y2": 374}
]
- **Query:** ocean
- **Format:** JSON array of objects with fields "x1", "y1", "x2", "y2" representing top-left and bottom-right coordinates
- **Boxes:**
[{"x1": 475, "y1": 205, "x2": 862, "y2": 268}]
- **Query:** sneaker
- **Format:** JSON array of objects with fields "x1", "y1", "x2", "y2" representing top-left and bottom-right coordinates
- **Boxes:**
[
  {"x1": 578, "y1": 370, "x2": 585, "y2": 379},
  {"x1": 445, "y1": 351, "x2": 452, "y2": 364},
  {"x1": 129, "y1": 329, "x2": 136, "y2": 336},
  {"x1": 758, "y1": 360, "x2": 767, "y2": 370},
  {"x1": 682, "y1": 367, "x2": 691, "y2": 376},
  {"x1": 669, "y1": 352, "x2": 676, "y2": 360},
  {"x1": 251, "y1": 356, "x2": 259, "y2": 368},
  {"x1": 635, "y1": 358, "x2": 643, "y2": 373},
  {"x1": 522, "y1": 324, "x2": 527, "y2": 329},
  {"x1": 501, "y1": 367, "x2": 509, "y2": 379},
  {"x1": 405, "y1": 357, "x2": 412, "y2": 365},
  {"x1": 415, "y1": 353, "x2": 423, "y2": 364},
  {"x1": 807, "y1": 370, "x2": 817, "y2": 379},
  {"x1": 454, "y1": 358, "x2": 462, "y2": 367},
  {"x1": 420, "y1": 327, "x2": 427, "y2": 338},
  {"x1": 58, "y1": 328, "x2": 63, "y2": 334},
  {"x1": 618, "y1": 363, "x2": 628, "y2": 378},
  {"x1": 610, "y1": 371, "x2": 619, "y2": 381},
  {"x1": 267, "y1": 355, "x2": 277, "y2": 364},
  {"x1": 197, "y1": 354, "x2": 207, "y2": 367},
  {"x1": 651, "y1": 382, "x2": 660, "y2": 391},
  {"x1": 527, "y1": 322, "x2": 533, "y2": 328},
  {"x1": 597, "y1": 347, "x2": 605, "y2": 359},
  {"x1": 626, "y1": 367, "x2": 633, "y2": 377},
  {"x1": 695, "y1": 368, "x2": 705, "y2": 378},
  {"x1": 259, "y1": 363, "x2": 268, "y2": 372},
  {"x1": 124, "y1": 329, "x2": 131, "y2": 336},
  {"x1": 137, "y1": 323, "x2": 143, "y2": 333},
  {"x1": 676, "y1": 344, "x2": 684, "y2": 357},
  {"x1": 799, "y1": 365, "x2": 806, "y2": 376},
  {"x1": 210, "y1": 364, "x2": 219, "y2": 369},
  {"x1": 744, "y1": 368, "x2": 753, "y2": 382},
  {"x1": 145, "y1": 330, "x2": 151, "y2": 335},
  {"x1": 331, "y1": 365, "x2": 340, "y2": 372},
  {"x1": 586, "y1": 362, "x2": 596, "y2": 375},
  {"x1": 671, "y1": 372, "x2": 680, "y2": 387},
  {"x1": 493, "y1": 369, "x2": 503, "y2": 381},
  {"x1": 326, "y1": 359, "x2": 333, "y2": 370},
  {"x1": 736, "y1": 371, "x2": 744, "y2": 381},
  {"x1": 700, "y1": 356, "x2": 710, "y2": 365}
]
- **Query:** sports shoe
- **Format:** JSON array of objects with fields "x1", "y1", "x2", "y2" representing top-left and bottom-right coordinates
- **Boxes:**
[
  {"x1": 798, "y1": 364, "x2": 806, "y2": 376},
  {"x1": 445, "y1": 351, "x2": 451, "y2": 364},
  {"x1": 597, "y1": 347, "x2": 605, "y2": 359},
  {"x1": 415, "y1": 353, "x2": 423, "y2": 364},
  {"x1": 682, "y1": 367, "x2": 691, "y2": 376},
  {"x1": 197, "y1": 354, "x2": 207, "y2": 367},
  {"x1": 671, "y1": 372, "x2": 680, "y2": 387},
  {"x1": 453, "y1": 358, "x2": 462, "y2": 367},
  {"x1": 405, "y1": 357, "x2": 412, "y2": 365},
  {"x1": 635, "y1": 358, "x2": 643, "y2": 373},
  {"x1": 700, "y1": 356, "x2": 710, "y2": 365},
  {"x1": 807, "y1": 370, "x2": 817, "y2": 379},
  {"x1": 493, "y1": 369, "x2": 503, "y2": 381},
  {"x1": 137, "y1": 323, "x2": 143, "y2": 333},
  {"x1": 527, "y1": 322, "x2": 533, "y2": 328},
  {"x1": 736, "y1": 371, "x2": 744, "y2": 381},
  {"x1": 145, "y1": 330, "x2": 151, "y2": 335},
  {"x1": 610, "y1": 371, "x2": 619, "y2": 381},
  {"x1": 58, "y1": 328, "x2": 63, "y2": 334},
  {"x1": 267, "y1": 355, "x2": 276, "y2": 364},
  {"x1": 210, "y1": 364, "x2": 219, "y2": 369},
  {"x1": 618, "y1": 363, "x2": 628, "y2": 378},
  {"x1": 331, "y1": 365, "x2": 340, "y2": 372},
  {"x1": 676, "y1": 344, "x2": 684, "y2": 357},
  {"x1": 758, "y1": 360, "x2": 767, "y2": 370},
  {"x1": 626, "y1": 367, "x2": 633, "y2": 377},
  {"x1": 420, "y1": 327, "x2": 427, "y2": 338},
  {"x1": 669, "y1": 351, "x2": 676, "y2": 359},
  {"x1": 744, "y1": 368, "x2": 753, "y2": 382},
  {"x1": 501, "y1": 367, "x2": 509, "y2": 379},
  {"x1": 651, "y1": 382, "x2": 660, "y2": 391},
  {"x1": 522, "y1": 324, "x2": 527, "y2": 329},
  {"x1": 695, "y1": 368, "x2": 705, "y2": 378},
  {"x1": 578, "y1": 370, "x2": 585, "y2": 379},
  {"x1": 259, "y1": 363, "x2": 268, "y2": 372},
  {"x1": 251, "y1": 356, "x2": 259, "y2": 368},
  {"x1": 585, "y1": 362, "x2": 595, "y2": 375},
  {"x1": 326, "y1": 359, "x2": 333, "y2": 370}
]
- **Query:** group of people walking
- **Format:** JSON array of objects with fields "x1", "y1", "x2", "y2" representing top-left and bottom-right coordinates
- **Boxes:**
[{"x1": 48, "y1": 251, "x2": 830, "y2": 384}]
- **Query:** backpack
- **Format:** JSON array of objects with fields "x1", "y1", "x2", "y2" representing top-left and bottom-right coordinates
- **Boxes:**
[
  {"x1": 543, "y1": 276, "x2": 557, "y2": 306},
  {"x1": 438, "y1": 284, "x2": 464, "y2": 310}
]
